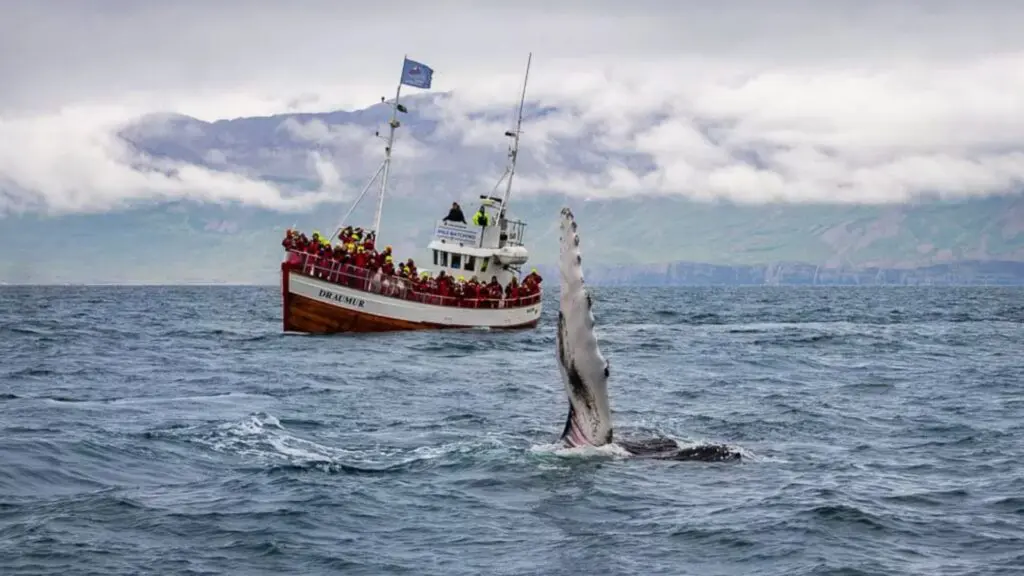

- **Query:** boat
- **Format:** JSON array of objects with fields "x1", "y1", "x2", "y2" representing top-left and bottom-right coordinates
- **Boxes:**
[{"x1": 280, "y1": 53, "x2": 544, "y2": 334}]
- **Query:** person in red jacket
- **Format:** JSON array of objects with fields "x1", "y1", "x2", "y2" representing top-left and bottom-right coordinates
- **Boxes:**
[
  {"x1": 464, "y1": 279, "x2": 480, "y2": 308},
  {"x1": 519, "y1": 276, "x2": 538, "y2": 305},
  {"x1": 351, "y1": 247, "x2": 369, "y2": 290},
  {"x1": 504, "y1": 277, "x2": 519, "y2": 307},
  {"x1": 434, "y1": 270, "x2": 446, "y2": 303},
  {"x1": 453, "y1": 277, "x2": 466, "y2": 307},
  {"x1": 352, "y1": 246, "x2": 367, "y2": 269},
  {"x1": 484, "y1": 276, "x2": 502, "y2": 308},
  {"x1": 524, "y1": 268, "x2": 542, "y2": 288},
  {"x1": 509, "y1": 282, "x2": 522, "y2": 307}
]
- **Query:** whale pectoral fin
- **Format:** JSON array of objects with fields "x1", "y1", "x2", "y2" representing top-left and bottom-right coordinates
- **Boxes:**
[
  {"x1": 555, "y1": 206, "x2": 613, "y2": 447},
  {"x1": 554, "y1": 207, "x2": 740, "y2": 462}
]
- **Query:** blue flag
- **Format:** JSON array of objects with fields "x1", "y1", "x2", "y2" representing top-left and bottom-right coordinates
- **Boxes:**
[{"x1": 400, "y1": 57, "x2": 433, "y2": 89}]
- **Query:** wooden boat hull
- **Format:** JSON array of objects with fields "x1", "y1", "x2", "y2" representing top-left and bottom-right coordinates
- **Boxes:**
[{"x1": 281, "y1": 265, "x2": 542, "y2": 334}]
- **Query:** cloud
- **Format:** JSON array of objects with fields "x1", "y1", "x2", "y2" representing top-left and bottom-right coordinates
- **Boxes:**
[
  {"x1": 2, "y1": 1, "x2": 1024, "y2": 215},
  {"x1": 428, "y1": 52, "x2": 1024, "y2": 204},
  {"x1": 0, "y1": 107, "x2": 339, "y2": 216},
  {"x1": 203, "y1": 219, "x2": 240, "y2": 234}
]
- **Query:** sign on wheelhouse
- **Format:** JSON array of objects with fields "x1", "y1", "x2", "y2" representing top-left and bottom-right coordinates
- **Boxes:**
[
  {"x1": 433, "y1": 221, "x2": 481, "y2": 245},
  {"x1": 279, "y1": 53, "x2": 544, "y2": 334}
]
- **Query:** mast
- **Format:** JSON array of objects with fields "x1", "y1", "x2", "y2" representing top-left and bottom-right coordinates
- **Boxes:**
[
  {"x1": 499, "y1": 52, "x2": 532, "y2": 214},
  {"x1": 373, "y1": 73, "x2": 404, "y2": 240},
  {"x1": 328, "y1": 55, "x2": 433, "y2": 244}
]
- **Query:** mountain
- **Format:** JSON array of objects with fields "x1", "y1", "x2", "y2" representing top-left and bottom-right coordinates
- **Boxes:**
[{"x1": 1, "y1": 93, "x2": 1023, "y2": 285}]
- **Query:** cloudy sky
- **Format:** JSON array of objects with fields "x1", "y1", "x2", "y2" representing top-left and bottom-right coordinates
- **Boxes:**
[{"x1": 2, "y1": 0, "x2": 1024, "y2": 215}]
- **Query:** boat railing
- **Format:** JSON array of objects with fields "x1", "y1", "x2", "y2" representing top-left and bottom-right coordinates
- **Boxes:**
[
  {"x1": 284, "y1": 250, "x2": 542, "y2": 309},
  {"x1": 500, "y1": 218, "x2": 526, "y2": 247}
]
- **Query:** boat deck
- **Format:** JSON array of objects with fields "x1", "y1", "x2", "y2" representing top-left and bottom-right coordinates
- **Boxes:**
[{"x1": 284, "y1": 250, "x2": 542, "y2": 310}]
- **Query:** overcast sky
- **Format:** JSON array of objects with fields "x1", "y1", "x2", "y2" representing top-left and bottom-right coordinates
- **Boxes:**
[{"x1": 2, "y1": 0, "x2": 1024, "y2": 214}]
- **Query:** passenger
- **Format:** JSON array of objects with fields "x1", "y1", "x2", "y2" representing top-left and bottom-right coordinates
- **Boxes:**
[
  {"x1": 366, "y1": 249, "x2": 380, "y2": 273},
  {"x1": 315, "y1": 244, "x2": 331, "y2": 279},
  {"x1": 437, "y1": 271, "x2": 451, "y2": 304},
  {"x1": 464, "y1": 278, "x2": 480, "y2": 308},
  {"x1": 419, "y1": 272, "x2": 434, "y2": 302},
  {"x1": 453, "y1": 276, "x2": 467, "y2": 307},
  {"x1": 443, "y1": 202, "x2": 466, "y2": 223},
  {"x1": 486, "y1": 276, "x2": 503, "y2": 308},
  {"x1": 342, "y1": 251, "x2": 358, "y2": 288},
  {"x1": 522, "y1": 273, "x2": 542, "y2": 304},
  {"x1": 472, "y1": 206, "x2": 489, "y2": 227},
  {"x1": 423, "y1": 272, "x2": 440, "y2": 305},
  {"x1": 400, "y1": 271, "x2": 417, "y2": 301},
  {"x1": 478, "y1": 278, "x2": 492, "y2": 308},
  {"x1": 525, "y1": 268, "x2": 543, "y2": 286},
  {"x1": 329, "y1": 245, "x2": 345, "y2": 282},
  {"x1": 283, "y1": 231, "x2": 305, "y2": 268},
  {"x1": 371, "y1": 245, "x2": 388, "y2": 271},
  {"x1": 508, "y1": 281, "x2": 521, "y2": 307},
  {"x1": 351, "y1": 246, "x2": 368, "y2": 289}
]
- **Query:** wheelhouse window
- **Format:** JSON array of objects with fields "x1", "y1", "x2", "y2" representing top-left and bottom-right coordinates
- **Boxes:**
[
  {"x1": 480, "y1": 257, "x2": 489, "y2": 272},
  {"x1": 451, "y1": 253, "x2": 462, "y2": 269},
  {"x1": 465, "y1": 256, "x2": 476, "y2": 271},
  {"x1": 433, "y1": 249, "x2": 439, "y2": 266},
  {"x1": 439, "y1": 251, "x2": 449, "y2": 267}
]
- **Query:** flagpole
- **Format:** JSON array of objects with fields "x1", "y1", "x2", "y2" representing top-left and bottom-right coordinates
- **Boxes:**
[
  {"x1": 372, "y1": 55, "x2": 407, "y2": 242},
  {"x1": 328, "y1": 55, "x2": 431, "y2": 244}
]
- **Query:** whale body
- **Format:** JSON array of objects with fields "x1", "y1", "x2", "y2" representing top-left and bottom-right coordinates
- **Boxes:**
[{"x1": 555, "y1": 206, "x2": 740, "y2": 462}]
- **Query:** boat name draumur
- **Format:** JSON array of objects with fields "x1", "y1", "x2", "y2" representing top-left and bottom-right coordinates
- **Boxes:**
[{"x1": 318, "y1": 289, "x2": 366, "y2": 308}]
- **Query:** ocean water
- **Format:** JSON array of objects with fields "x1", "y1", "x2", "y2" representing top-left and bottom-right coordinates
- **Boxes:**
[{"x1": 1, "y1": 285, "x2": 1022, "y2": 576}]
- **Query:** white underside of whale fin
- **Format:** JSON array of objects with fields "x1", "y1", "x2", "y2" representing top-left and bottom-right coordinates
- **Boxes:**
[{"x1": 556, "y1": 207, "x2": 613, "y2": 447}]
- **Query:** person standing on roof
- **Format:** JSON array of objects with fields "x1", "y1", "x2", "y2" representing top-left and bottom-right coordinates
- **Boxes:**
[
  {"x1": 444, "y1": 202, "x2": 466, "y2": 223},
  {"x1": 472, "y1": 206, "x2": 489, "y2": 227}
]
